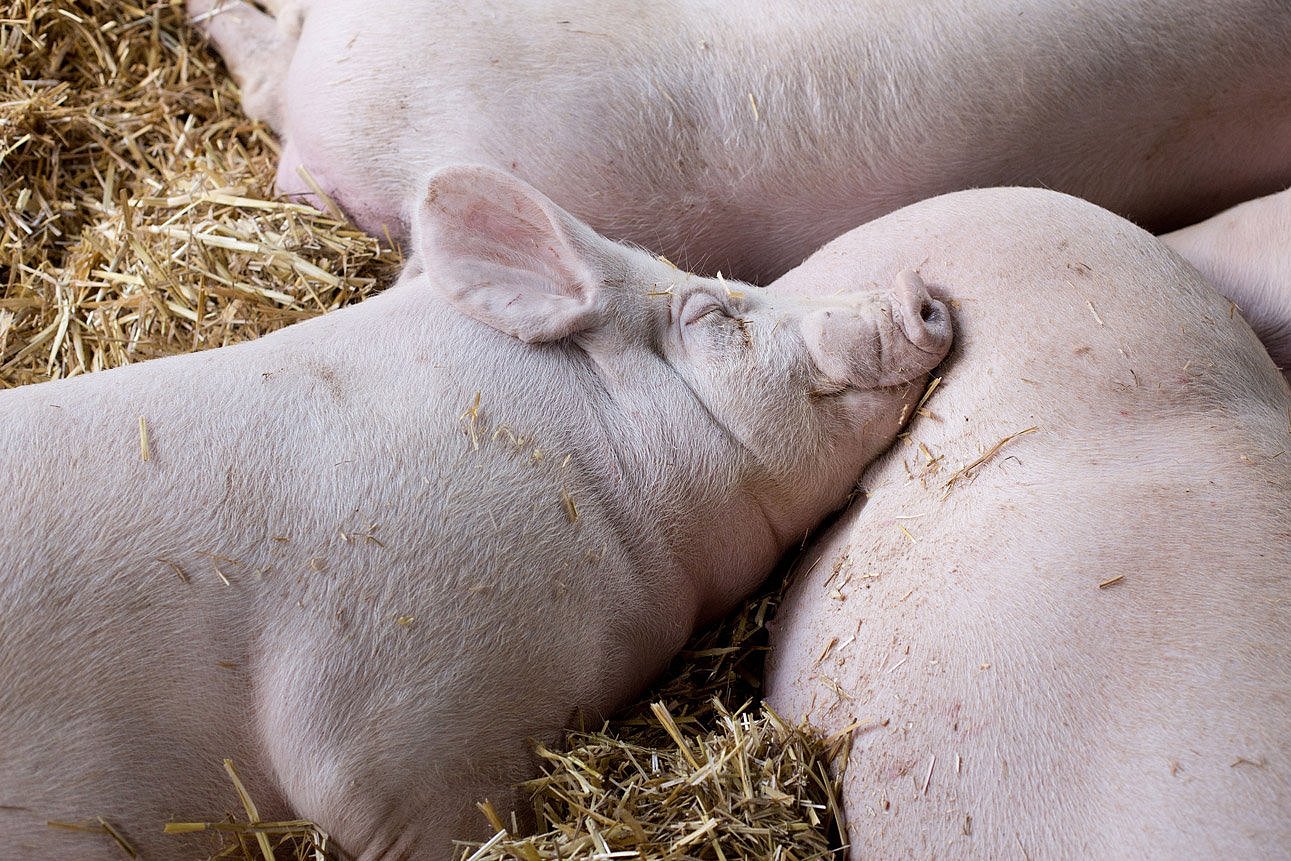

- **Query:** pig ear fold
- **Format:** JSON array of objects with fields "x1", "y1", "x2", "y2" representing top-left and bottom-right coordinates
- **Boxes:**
[{"x1": 415, "y1": 165, "x2": 611, "y2": 343}]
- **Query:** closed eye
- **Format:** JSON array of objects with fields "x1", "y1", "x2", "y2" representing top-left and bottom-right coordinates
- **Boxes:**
[
  {"x1": 807, "y1": 380, "x2": 850, "y2": 400},
  {"x1": 681, "y1": 294, "x2": 731, "y2": 327}
]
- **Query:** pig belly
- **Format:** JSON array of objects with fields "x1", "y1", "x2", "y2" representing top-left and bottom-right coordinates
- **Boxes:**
[{"x1": 271, "y1": 135, "x2": 407, "y2": 241}]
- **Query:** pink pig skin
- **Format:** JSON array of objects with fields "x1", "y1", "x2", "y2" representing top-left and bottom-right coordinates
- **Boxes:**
[
  {"x1": 0, "y1": 166, "x2": 950, "y2": 860},
  {"x1": 189, "y1": 0, "x2": 1291, "y2": 363},
  {"x1": 1163, "y1": 187, "x2": 1291, "y2": 379},
  {"x1": 765, "y1": 187, "x2": 1291, "y2": 859}
]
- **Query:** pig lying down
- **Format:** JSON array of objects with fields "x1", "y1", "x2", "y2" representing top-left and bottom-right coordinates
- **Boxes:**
[
  {"x1": 1162, "y1": 186, "x2": 1291, "y2": 380},
  {"x1": 0, "y1": 165, "x2": 950, "y2": 860},
  {"x1": 766, "y1": 188, "x2": 1290, "y2": 857},
  {"x1": 189, "y1": 0, "x2": 1291, "y2": 365}
]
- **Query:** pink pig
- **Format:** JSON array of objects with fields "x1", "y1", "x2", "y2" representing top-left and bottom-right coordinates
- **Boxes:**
[
  {"x1": 190, "y1": 0, "x2": 1291, "y2": 366},
  {"x1": 1162, "y1": 187, "x2": 1291, "y2": 374},
  {"x1": 0, "y1": 165, "x2": 950, "y2": 860},
  {"x1": 766, "y1": 187, "x2": 1290, "y2": 858}
]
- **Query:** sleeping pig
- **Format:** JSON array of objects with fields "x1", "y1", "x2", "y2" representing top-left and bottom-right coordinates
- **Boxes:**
[
  {"x1": 765, "y1": 187, "x2": 1290, "y2": 858},
  {"x1": 0, "y1": 164, "x2": 951, "y2": 860},
  {"x1": 1162, "y1": 186, "x2": 1291, "y2": 380},
  {"x1": 188, "y1": 0, "x2": 1291, "y2": 366}
]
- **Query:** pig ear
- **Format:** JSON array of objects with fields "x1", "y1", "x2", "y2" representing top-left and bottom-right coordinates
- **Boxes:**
[{"x1": 415, "y1": 165, "x2": 610, "y2": 343}]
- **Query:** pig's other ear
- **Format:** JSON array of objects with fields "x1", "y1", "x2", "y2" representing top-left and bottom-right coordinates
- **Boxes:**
[{"x1": 415, "y1": 164, "x2": 611, "y2": 343}]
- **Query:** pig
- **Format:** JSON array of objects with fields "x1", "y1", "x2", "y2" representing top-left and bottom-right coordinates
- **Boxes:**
[
  {"x1": 0, "y1": 164, "x2": 951, "y2": 860},
  {"x1": 188, "y1": 0, "x2": 1291, "y2": 365},
  {"x1": 1163, "y1": 186, "x2": 1291, "y2": 379},
  {"x1": 764, "y1": 187, "x2": 1291, "y2": 858}
]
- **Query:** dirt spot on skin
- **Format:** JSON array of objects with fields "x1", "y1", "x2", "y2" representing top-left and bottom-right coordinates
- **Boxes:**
[{"x1": 306, "y1": 362, "x2": 345, "y2": 403}]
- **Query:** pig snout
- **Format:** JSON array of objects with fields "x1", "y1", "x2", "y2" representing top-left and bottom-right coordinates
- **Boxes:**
[
  {"x1": 892, "y1": 269, "x2": 952, "y2": 358},
  {"x1": 803, "y1": 269, "x2": 952, "y2": 390}
]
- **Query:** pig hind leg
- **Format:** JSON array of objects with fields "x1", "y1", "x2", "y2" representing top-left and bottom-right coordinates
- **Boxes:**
[
  {"x1": 187, "y1": 0, "x2": 299, "y2": 130},
  {"x1": 256, "y1": 639, "x2": 539, "y2": 858},
  {"x1": 272, "y1": 740, "x2": 532, "y2": 860},
  {"x1": 1162, "y1": 187, "x2": 1291, "y2": 379}
]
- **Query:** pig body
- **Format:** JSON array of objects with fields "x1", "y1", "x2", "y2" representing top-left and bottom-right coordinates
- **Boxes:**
[
  {"x1": 194, "y1": 1, "x2": 1291, "y2": 301},
  {"x1": 1163, "y1": 187, "x2": 1291, "y2": 376},
  {"x1": 0, "y1": 166, "x2": 950, "y2": 860},
  {"x1": 765, "y1": 188, "x2": 1291, "y2": 857}
]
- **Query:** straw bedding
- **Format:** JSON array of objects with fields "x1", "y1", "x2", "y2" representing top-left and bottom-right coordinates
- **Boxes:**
[{"x1": 1, "y1": 2, "x2": 845, "y2": 857}]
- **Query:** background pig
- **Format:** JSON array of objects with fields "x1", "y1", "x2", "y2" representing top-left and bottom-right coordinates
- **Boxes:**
[
  {"x1": 764, "y1": 188, "x2": 1290, "y2": 857},
  {"x1": 189, "y1": 0, "x2": 1291, "y2": 365},
  {"x1": 0, "y1": 165, "x2": 949, "y2": 860},
  {"x1": 1163, "y1": 187, "x2": 1291, "y2": 379}
]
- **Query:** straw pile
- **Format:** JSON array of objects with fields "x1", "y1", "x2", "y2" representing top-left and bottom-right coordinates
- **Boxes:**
[
  {"x1": 1, "y1": 0, "x2": 398, "y2": 390},
  {"x1": 461, "y1": 588, "x2": 847, "y2": 860},
  {"x1": 1, "y1": 2, "x2": 845, "y2": 858}
]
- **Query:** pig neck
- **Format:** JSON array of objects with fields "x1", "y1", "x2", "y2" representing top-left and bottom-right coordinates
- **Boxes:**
[
  {"x1": 569, "y1": 331, "x2": 789, "y2": 628},
  {"x1": 371, "y1": 277, "x2": 782, "y2": 660},
  {"x1": 342, "y1": 279, "x2": 743, "y2": 636}
]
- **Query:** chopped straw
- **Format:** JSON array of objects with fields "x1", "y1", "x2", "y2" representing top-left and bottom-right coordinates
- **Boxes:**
[
  {"x1": 137, "y1": 415, "x2": 150, "y2": 461},
  {"x1": 6, "y1": 2, "x2": 847, "y2": 859},
  {"x1": 456, "y1": 586, "x2": 846, "y2": 860},
  {"x1": 460, "y1": 699, "x2": 845, "y2": 860},
  {"x1": 942, "y1": 426, "x2": 1039, "y2": 492}
]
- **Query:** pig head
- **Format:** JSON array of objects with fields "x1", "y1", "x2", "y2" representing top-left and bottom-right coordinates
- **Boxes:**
[{"x1": 415, "y1": 165, "x2": 953, "y2": 617}]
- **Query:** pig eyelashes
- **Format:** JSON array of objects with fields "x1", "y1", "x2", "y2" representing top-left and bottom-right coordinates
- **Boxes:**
[
  {"x1": 679, "y1": 293, "x2": 733, "y2": 328},
  {"x1": 806, "y1": 379, "x2": 850, "y2": 400},
  {"x1": 683, "y1": 307, "x2": 760, "y2": 356},
  {"x1": 678, "y1": 294, "x2": 758, "y2": 349},
  {"x1": 691, "y1": 305, "x2": 726, "y2": 324}
]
